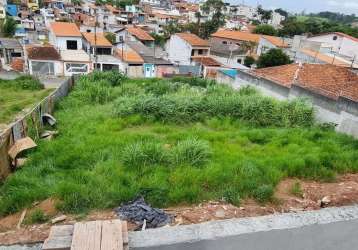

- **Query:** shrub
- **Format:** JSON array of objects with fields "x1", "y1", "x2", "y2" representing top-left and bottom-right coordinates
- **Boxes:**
[
  {"x1": 15, "y1": 76, "x2": 44, "y2": 90},
  {"x1": 74, "y1": 79, "x2": 113, "y2": 104},
  {"x1": 170, "y1": 76, "x2": 215, "y2": 88},
  {"x1": 121, "y1": 141, "x2": 168, "y2": 168},
  {"x1": 171, "y1": 138, "x2": 211, "y2": 167},
  {"x1": 25, "y1": 208, "x2": 49, "y2": 224},
  {"x1": 253, "y1": 184, "x2": 274, "y2": 203},
  {"x1": 256, "y1": 48, "x2": 291, "y2": 68},
  {"x1": 244, "y1": 56, "x2": 256, "y2": 68}
]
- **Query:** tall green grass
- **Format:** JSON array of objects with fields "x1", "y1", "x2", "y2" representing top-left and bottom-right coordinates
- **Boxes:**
[{"x1": 0, "y1": 72, "x2": 357, "y2": 216}]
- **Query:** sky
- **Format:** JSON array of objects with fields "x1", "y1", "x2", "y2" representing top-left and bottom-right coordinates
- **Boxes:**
[{"x1": 228, "y1": 0, "x2": 358, "y2": 15}]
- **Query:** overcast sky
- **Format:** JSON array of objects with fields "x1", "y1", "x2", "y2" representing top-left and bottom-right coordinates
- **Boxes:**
[{"x1": 228, "y1": 0, "x2": 358, "y2": 15}]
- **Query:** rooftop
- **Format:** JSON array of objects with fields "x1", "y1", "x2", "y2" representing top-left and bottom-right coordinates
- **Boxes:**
[
  {"x1": 26, "y1": 45, "x2": 61, "y2": 61},
  {"x1": 252, "y1": 63, "x2": 358, "y2": 102},
  {"x1": 191, "y1": 56, "x2": 221, "y2": 67},
  {"x1": 60, "y1": 49, "x2": 90, "y2": 62},
  {"x1": 262, "y1": 35, "x2": 289, "y2": 48},
  {"x1": 50, "y1": 22, "x2": 81, "y2": 37},
  {"x1": 82, "y1": 32, "x2": 112, "y2": 47},
  {"x1": 0, "y1": 38, "x2": 22, "y2": 49},
  {"x1": 299, "y1": 49, "x2": 351, "y2": 67},
  {"x1": 115, "y1": 48, "x2": 144, "y2": 64},
  {"x1": 176, "y1": 33, "x2": 209, "y2": 47},
  {"x1": 310, "y1": 32, "x2": 358, "y2": 43},
  {"x1": 211, "y1": 30, "x2": 260, "y2": 43},
  {"x1": 127, "y1": 27, "x2": 154, "y2": 41}
]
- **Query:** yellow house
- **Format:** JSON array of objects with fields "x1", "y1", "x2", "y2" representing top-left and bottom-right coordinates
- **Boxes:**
[{"x1": 27, "y1": 0, "x2": 39, "y2": 11}]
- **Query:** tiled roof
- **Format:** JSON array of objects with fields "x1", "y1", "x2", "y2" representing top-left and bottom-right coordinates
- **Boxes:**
[
  {"x1": 115, "y1": 48, "x2": 144, "y2": 63},
  {"x1": 300, "y1": 49, "x2": 350, "y2": 67},
  {"x1": 50, "y1": 22, "x2": 81, "y2": 37},
  {"x1": 262, "y1": 35, "x2": 289, "y2": 48},
  {"x1": 253, "y1": 63, "x2": 358, "y2": 101},
  {"x1": 191, "y1": 56, "x2": 221, "y2": 66},
  {"x1": 127, "y1": 27, "x2": 154, "y2": 41},
  {"x1": 11, "y1": 58, "x2": 24, "y2": 72},
  {"x1": 253, "y1": 64, "x2": 299, "y2": 88},
  {"x1": 26, "y1": 45, "x2": 61, "y2": 61},
  {"x1": 105, "y1": 4, "x2": 119, "y2": 13},
  {"x1": 82, "y1": 32, "x2": 112, "y2": 47},
  {"x1": 211, "y1": 30, "x2": 260, "y2": 43},
  {"x1": 176, "y1": 33, "x2": 209, "y2": 47}
]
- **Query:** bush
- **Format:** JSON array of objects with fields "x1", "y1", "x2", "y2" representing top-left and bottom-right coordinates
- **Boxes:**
[
  {"x1": 257, "y1": 49, "x2": 291, "y2": 68},
  {"x1": 74, "y1": 79, "x2": 113, "y2": 104},
  {"x1": 253, "y1": 184, "x2": 274, "y2": 203},
  {"x1": 171, "y1": 138, "x2": 211, "y2": 167},
  {"x1": 244, "y1": 56, "x2": 256, "y2": 68},
  {"x1": 25, "y1": 208, "x2": 49, "y2": 224},
  {"x1": 170, "y1": 77, "x2": 216, "y2": 88},
  {"x1": 121, "y1": 141, "x2": 168, "y2": 168}
]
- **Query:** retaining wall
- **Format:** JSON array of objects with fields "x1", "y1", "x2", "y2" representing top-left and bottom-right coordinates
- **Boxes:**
[
  {"x1": 230, "y1": 70, "x2": 358, "y2": 138},
  {"x1": 0, "y1": 76, "x2": 74, "y2": 180}
]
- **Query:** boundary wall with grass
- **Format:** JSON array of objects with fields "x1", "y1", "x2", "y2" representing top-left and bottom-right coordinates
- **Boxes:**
[
  {"x1": 224, "y1": 70, "x2": 358, "y2": 138},
  {"x1": 0, "y1": 77, "x2": 74, "y2": 180}
]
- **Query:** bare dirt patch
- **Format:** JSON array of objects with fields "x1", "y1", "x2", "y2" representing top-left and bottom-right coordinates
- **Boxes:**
[{"x1": 1, "y1": 174, "x2": 358, "y2": 245}]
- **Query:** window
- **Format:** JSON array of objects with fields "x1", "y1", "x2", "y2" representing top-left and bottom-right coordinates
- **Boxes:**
[
  {"x1": 96, "y1": 47, "x2": 111, "y2": 55},
  {"x1": 66, "y1": 40, "x2": 78, "y2": 50},
  {"x1": 222, "y1": 41, "x2": 227, "y2": 44},
  {"x1": 198, "y1": 49, "x2": 203, "y2": 55},
  {"x1": 102, "y1": 64, "x2": 119, "y2": 71},
  {"x1": 191, "y1": 50, "x2": 194, "y2": 56},
  {"x1": 66, "y1": 63, "x2": 88, "y2": 73},
  {"x1": 237, "y1": 59, "x2": 242, "y2": 64},
  {"x1": 31, "y1": 61, "x2": 55, "y2": 75},
  {"x1": 11, "y1": 52, "x2": 22, "y2": 57},
  {"x1": 333, "y1": 36, "x2": 338, "y2": 41}
]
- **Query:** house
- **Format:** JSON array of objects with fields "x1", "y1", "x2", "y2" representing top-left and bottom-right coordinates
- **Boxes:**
[
  {"x1": 233, "y1": 63, "x2": 358, "y2": 137},
  {"x1": 211, "y1": 30, "x2": 260, "y2": 50},
  {"x1": 0, "y1": 38, "x2": 23, "y2": 66},
  {"x1": 82, "y1": 32, "x2": 122, "y2": 72},
  {"x1": 115, "y1": 48, "x2": 144, "y2": 77},
  {"x1": 125, "y1": 27, "x2": 155, "y2": 47},
  {"x1": 166, "y1": 33, "x2": 210, "y2": 66},
  {"x1": 49, "y1": 22, "x2": 83, "y2": 51},
  {"x1": 306, "y1": 32, "x2": 358, "y2": 59},
  {"x1": 257, "y1": 35, "x2": 290, "y2": 56},
  {"x1": 60, "y1": 50, "x2": 92, "y2": 76},
  {"x1": 25, "y1": 45, "x2": 63, "y2": 76},
  {"x1": 0, "y1": 4, "x2": 5, "y2": 19}
]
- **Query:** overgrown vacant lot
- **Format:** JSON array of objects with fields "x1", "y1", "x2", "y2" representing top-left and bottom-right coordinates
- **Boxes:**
[
  {"x1": 0, "y1": 72, "x2": 358, "y2": 216},
  {"x1": 0, "y1": 76, "x2": 51, "y2": 124}
]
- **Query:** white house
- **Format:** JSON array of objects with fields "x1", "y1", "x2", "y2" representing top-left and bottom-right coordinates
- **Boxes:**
[
  {"x1": 25, "y1": 45, "x2": 63, "y2": 76},
  {"x1": 307, "y1": 32, "x2": 358, "y2": 59},
  {"x1": 166, "y1": 33, "x2": 210, "y2": 65},
  {"x1": 49, "y1": 22, "x2": 83, "y2": 51},
  {"x1": 268, "y1": 11, "x2": 285, "y2": 28},
  {"x1": 257, "y1": 35, "x2": 290, "y2": 56}
]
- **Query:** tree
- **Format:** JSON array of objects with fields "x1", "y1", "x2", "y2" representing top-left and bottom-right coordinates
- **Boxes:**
[
  {"x1": 253, "y1": 24, "x2": 277, "y2": 36},
  {"x1": 244, "y1": 56, "x2": 255, "y2": 68},
  {"x1": 275, "y1": 8, "x2": 288, "y2": 18},
  {"x1": 105, "y1": 32, "x2": 116, "y2": 44},
  {"x1": 2, "y1": 17, "x2": 16, "y2": 37},
  {"x1": 201, "y1": 0, "x2": 226, "y2": 26},
  {"x1": 257, "y1": 5, "x2": 272, "y2": 24},
  {"x1": 278, "y1": 17, "x2": 306, "y2": 37},
  {"x1": 256, "y1": 48, "x2": 291, "y2": 68}
]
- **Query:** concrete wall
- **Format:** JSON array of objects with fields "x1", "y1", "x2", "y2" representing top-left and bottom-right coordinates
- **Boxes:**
[
  {"x1": 233, "y1": 70, "x2": 358, "y2": 137},
  {"x1": 167, "y1": 35, "x2": 192, "y2": 65},
  {"x1": 129, "y1": 205, "x2": 358, "y2": 250}
]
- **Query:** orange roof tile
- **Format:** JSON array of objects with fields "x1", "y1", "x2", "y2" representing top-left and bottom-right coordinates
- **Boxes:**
[
  {"x1": 191, "y1": 56, "x2": 221, "y2": 66},
  {"x1": 211, "y1": 30, "x2": 260, "y2": 43},
  {"x1": 82, "y1": 32, "x2": 112, "y2": 47},
  {"x1": 176, "y1": 33, "x2": 209, "y2": 47},
  {"x1": 105, "y1": 4, "x2": 119, "y2": 13},
  {"x1": 300, "y1": 49, "x2": 350, "y2": 67},
  {"x1": 253, "y1": 63, "x2": 358, "y2": 101},
  {"x1": 115, "y1": 48, "x2": 144, "y2": 63},
  {"x1": 127, "y1": 27, "x2": 154, "y2": 41},
  {"x1": 262, "y1": 35, "x2": 289, "y2": 48},
  {"x1": 50, "y1": 22, "x2": 81, "y2": 37}
]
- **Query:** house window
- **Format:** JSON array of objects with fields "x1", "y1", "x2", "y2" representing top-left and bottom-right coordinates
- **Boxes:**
[
  {"x1": 191, "y1": 50, "x2": 194, "y2": 56},
  {"x1": 32, "y1": 61, "x2": 55, "y2": 75},
  {"x1": 66, "y1": 40, "x2": 78, "y2": 50},
  {"x1": 198, "y1": 49, "x2": 203, "y2": 55},
  {"x1": 333, "y1": 36, "x2": 338, "y2": 40},
  {"x1": 66, "y1": 63, "x2": 88, "y2": 73},
  {"x1": 222, "y1": 41, "x2": 227, "y2": 44},
  {"x1": 237, "y1": 58, "x2": 242, "y2": 64}
]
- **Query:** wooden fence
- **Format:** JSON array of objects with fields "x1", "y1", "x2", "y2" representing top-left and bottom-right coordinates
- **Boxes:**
[{"x1": 0, "y1": 76, "x2": 74, "y2": 180}]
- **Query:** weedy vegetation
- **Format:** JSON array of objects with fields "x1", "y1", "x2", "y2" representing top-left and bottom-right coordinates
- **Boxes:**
[
  {"x1": 0, "y1": 76, "x2": 51, "y2": 124},
  {"x1": 0, "y1": 72, "x2": 357, "y2": 216}
]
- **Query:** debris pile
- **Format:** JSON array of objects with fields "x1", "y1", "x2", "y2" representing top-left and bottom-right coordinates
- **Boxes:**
[{"x1": 115, "y1": 197, "x2": 172, "y2": 229}]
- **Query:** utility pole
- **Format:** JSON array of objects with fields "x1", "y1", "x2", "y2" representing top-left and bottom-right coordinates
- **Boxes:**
[{"x1": 94, "y1": 8, "x2": 98, "y2": 69}]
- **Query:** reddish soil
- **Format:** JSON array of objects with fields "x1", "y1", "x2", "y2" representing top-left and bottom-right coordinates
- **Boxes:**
[{"x1": 2, "y1": 174, "x2": 358, "y2": 245}]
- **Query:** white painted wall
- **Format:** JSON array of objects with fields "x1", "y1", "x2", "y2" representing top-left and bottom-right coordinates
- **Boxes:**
[
  {"x1": 50, "y1": 34, "x2": 83, "y2": 51},
  {"x1": 28, "y1": 59, "x2": 63, "y2": 76},
  {"x1": 307, "y1": 34, "x2": 358, "y2": 58},
  {"x1": 166, "y1": 35, "x2": 192, "y2": 65}
]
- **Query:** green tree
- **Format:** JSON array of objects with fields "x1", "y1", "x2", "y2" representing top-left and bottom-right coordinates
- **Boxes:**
[
  {"x1": 150, "y1": 32, "x2": 166, "y2": 47},
  {"x1": 105, "y1": 32, "x2": 116, "y2": 44},
  {"x1": 2, "y1": 17, "x2": 16, "y2": 37},
  {"x1": 278, "y1": 17, "x2": 306, "y2": 37},
  {"x1": 201, "y1": 0, "x2": 226, "y2": 26},
  {"x1": 244, "y1": 56, "x2": 255, "y2": 68},
  {"x1": 275, "y1": 8, "x2": 288, "y2": 18},
  {"x1": 256, "y1": 48, "x2": 291, "y2": 68},
  {"x1": 253, "y1": 24, "x2": 277, "y2": 36},
  {"x1": 257, "y1": 5, "x2": 272, "y2": 24}
]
